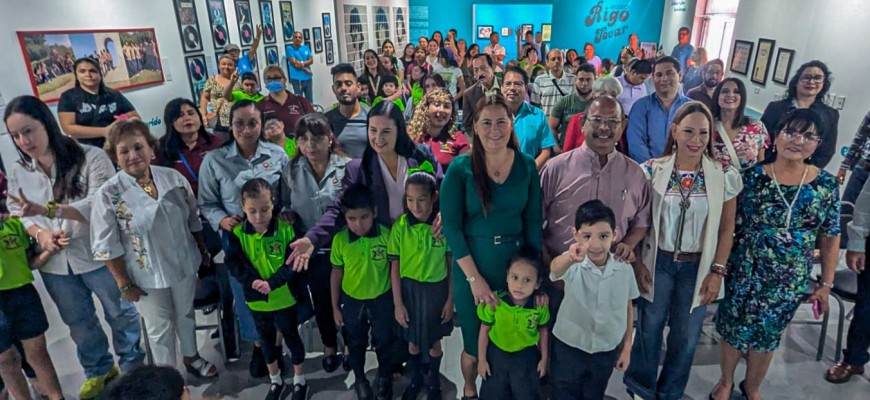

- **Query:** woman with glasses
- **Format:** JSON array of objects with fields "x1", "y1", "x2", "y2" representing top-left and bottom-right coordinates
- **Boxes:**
[
  {"x1": 761, "y1": 60, "x2": 839, "y2": 169},
  {"x1": 258, "y1": 65, "x2": 316, "y2": 136},
  {"x1": 710, "y1": 109, "x2": 840, "y2": 400},
  {"x1": 197, "y1": 100, "x2": 290, "y2": 378}
]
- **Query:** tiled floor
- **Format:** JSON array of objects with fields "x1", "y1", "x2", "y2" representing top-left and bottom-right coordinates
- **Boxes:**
[{"x1": 32, "y1": 272, "x2": 870, "y2": 400}]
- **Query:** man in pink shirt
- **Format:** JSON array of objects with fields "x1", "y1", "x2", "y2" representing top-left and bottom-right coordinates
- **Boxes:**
[{"x1": 540, "y1": 94, "x2": 651, "y2": 296}]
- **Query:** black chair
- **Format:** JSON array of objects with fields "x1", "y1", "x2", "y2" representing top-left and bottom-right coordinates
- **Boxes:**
[{"x1": 194, "y1": 263, "x2": 239, "y2": 363}]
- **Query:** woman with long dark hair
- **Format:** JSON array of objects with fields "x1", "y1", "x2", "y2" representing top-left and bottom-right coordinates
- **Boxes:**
[
  {"x1": 285, "y1": 101, "x2": 439, "y2": 399},
  {"x1": 400, "y1": 43, "x2": 416, "y2": 76},
  {"x1": 440, "y1": 94, "x2": 543, "y2": 399},
  {"x1": 155, "y1": 98, "x2": 224, "y2": 194},
  {"x1": 361, "y1": 49, "x2": 397, "y2": 103},
  {"x1": 711, "y1": 78, "x2": 769, "y2": 170},
  {"x1": 4, "y1": 95, "x2": 144, "y2": 400},
  {"x1": 57, "y1": 57, "x2": 139, "y2": 148},
  {"x1": 761, "y1": 60, "x2": 839, "y2": 168}
]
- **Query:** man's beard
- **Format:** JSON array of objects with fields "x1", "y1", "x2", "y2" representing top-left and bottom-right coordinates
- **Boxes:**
[{"x1": 704, "y1": 78, "x2": 719, "y2": 88}]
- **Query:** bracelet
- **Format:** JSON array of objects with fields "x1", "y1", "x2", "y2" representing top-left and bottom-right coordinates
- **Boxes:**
[
  {"x1": 119, "y1": 283, "x2": 138, "y2": 293},
  {"x1": 466, "y1": 275, "x2": 477, "y2": 283},
  {"x1": 710, "y1": 263, "x2": 728, "y2": 277},
  {"x1": 35, "y1": 229, "x2": 45, "y2": 244},
  {"x1": 45, "y1": 201, "x2": 59, "y2": 219},
  {"x1": 820, "y1": 281, "x2": 835, "y2": 289}
]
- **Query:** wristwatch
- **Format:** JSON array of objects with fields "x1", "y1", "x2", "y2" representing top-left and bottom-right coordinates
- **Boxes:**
[{"x1": 466, "y1": 275, "x2": 477, "y2": 283}]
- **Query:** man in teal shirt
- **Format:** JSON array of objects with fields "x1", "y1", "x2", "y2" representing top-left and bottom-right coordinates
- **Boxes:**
[
  {"x1": 503, "y1": 66, "x2": 555, "y2": 169},
  {"x1": 670, "y1": 27, "x2": 695, "y2": 71},
  {"x1": 286, "y1": 31, "x2": 314, "y2": 101}
]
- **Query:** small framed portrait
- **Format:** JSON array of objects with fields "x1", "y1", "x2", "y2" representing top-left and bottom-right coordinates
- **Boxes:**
[
  {"x1": 730, "y1": 39, "x2": 754, "y2": 75},
  {"x1": 772, "y1": 47, "x2": 795, "y2": 85},
  {"x1": 477, "y1": 25, "x2": 493, "y2": 40},
  {"x1": 520, "y1": 24, "x2": 533, "y2": 36}
]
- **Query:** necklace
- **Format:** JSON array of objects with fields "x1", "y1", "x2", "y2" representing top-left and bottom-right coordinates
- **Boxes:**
[
  {"x1": 671, "y1": 161, "x2": 702, "y2": 260},
  {"x1": 138, "y1": 178, "x2": 154, "y2": 195},
  {"x1": 771, "y1": 163, "x2": 809, "y2": 231},
  {"x1": 487, "y1": 152, "x2": 512, "y2": 178}
]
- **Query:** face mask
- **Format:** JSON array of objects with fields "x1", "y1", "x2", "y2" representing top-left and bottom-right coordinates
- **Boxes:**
[{"x1": 265, "y1": 81, "x2": 284, "y2": 93}]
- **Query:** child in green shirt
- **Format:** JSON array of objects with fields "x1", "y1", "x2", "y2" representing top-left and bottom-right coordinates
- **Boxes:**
[
  {"x1": 477, "y1": 247, "x2": 550, "y2": 400},
  {"x1": 225, "y1": 178, "x2": 307, "y2": 400},
  {"x1": 372, "y1": 75, "x2": 407, "y2": 112},
  {"x1": 223, "y1": 71, "x2": 266, "y2": 103},
  {"x1": 0, "y1": 211, "x2": 65, "y2": 400},
  {"x1": 330, "y1": 184, "x2": 396, "y2": 400},
  {"x1": 263, "y1": 116, "x2": 297, "y2": 158},
  {"x1": 388, "y1": 162, "x2": 452, "y2": 399}
]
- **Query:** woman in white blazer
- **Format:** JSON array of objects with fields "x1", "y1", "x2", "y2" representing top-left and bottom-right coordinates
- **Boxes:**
[{"x1": 623, "y1": 101, "x2": 742, "y2": 400}]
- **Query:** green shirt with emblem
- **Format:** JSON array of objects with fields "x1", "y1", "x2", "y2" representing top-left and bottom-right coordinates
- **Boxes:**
[
  {"x1": 387, "y1": 213, "x2": 450, "y2": 283},
  {"x1": 330, "y1": 225, "x2": 391, "y2": 300},
  {"x1": 232, "y1": 219, "x2": 297, "y2": 312},
  {"x1": 0, "y1": 217, "x2": 35, "y2": 291},
  {"x1": 477, "y1": 290, "x2": 550, "y2": 352}
]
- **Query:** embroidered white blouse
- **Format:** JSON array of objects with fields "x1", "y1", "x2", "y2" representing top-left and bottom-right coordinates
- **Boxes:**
[{"x1": 90, "y1": 166, "x2": 202, "y2": 289}]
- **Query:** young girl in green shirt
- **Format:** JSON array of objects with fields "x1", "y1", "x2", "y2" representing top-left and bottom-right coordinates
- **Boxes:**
[{"x1": 388, "y1": 162, "x2": 453, "y2": 399}]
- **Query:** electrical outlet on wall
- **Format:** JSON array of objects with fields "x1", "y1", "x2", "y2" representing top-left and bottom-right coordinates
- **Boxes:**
[{"x1": 834, "y1": 95, "x2": 846, "y2": 110}]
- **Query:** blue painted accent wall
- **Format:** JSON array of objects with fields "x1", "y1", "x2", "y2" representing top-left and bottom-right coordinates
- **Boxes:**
[
  {"x1": 472, "y1": 4, "x2": 553, "y2": 62},
  {"x1": 409, "y1": 0, "x2": 665, "y2": 62}
]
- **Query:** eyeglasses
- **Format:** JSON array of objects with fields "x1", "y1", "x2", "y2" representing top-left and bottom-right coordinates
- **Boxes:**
[
  {"x1": 264, "y1": 75, "x2": 283, "y2": 82},
  {"x1": 799, "y1": 74, "x2": 825, "y2": 83},
  {"x1": 585, "y1": 116, "x2": 623, "y2": 130},
  {"x1": 781, "y1": 130, "x2": 821, "y2": 143},
  {"x1": 232, "y1": 120, "x2": 261, "y2": 130}
]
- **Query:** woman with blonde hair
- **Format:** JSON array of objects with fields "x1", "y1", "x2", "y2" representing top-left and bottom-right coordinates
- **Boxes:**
[{"x1": 408, "y1": 88, "x2": 470, "y2": 170}]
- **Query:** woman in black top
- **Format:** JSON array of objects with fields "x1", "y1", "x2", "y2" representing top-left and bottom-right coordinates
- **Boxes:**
[
  {"x1": 57, "y1": 57, "x2": 139, "y2": 148},
  {"x1": 761, "y1": 60, "x2": 839, "y2": 168}
]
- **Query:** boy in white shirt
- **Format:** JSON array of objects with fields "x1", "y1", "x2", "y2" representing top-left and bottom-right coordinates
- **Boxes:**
[{"x1": 549, "y1": 199, "x2": 639, "y2": 400}]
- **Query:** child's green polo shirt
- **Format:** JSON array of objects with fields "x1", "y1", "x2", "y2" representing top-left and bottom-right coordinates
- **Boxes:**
[
  {"x1": 230, "y1": 90, "x2": 265, "y2": 102},
  {"x1": 372, "y1": 96, "x2": 406, "y2": 112},
  {"x1": 477, "y1": 290, "x2": 550, "y2": 352},
  {"x1": 330, "y1": 224, "x2": 391, "y2": 300},
  {"x1": 232, "y1": 219, "x2": 296, "y2": 312},
  {"x1": 387, "y1": 212, "x2": 450, "y2": 283},
  {"x1": 0, "y1": 217, "x2": 35, "y2": 291}
]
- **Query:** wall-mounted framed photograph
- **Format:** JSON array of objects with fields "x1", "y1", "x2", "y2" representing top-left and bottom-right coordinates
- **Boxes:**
[
  {"x1": 172, "y1": 0, "x2": 203, "y2": 53},
  {"x1": 477, "y1": 25, "x2": 493, "y2": 39},
  {"x1": 259, "y1": 0, "x2": 277, "y2": 44},
  {"x1": 520, "y1": 24, "x2": 533, "y2": 36},
  {"x1": 206, "y1": 0, "x2": 230, "y2": 50},
  {"x1": 772, "y1": 47, "x2": 795, "y2": 85},
  {"x1": 751, "y1": 38, "x2": 776, "y2": 86},
  {"x1": 325, "y1": 40, "x2": 335, "y2": 65},
  {"x1": 279, "y1": 1, "x2": 294, "y2": 42},
  {"x1": 500, "y1": 27, "x2": 510, "y2": 36},
  {"x1": 313, "y1": 27, "x2": 323, "y2": 54},
  {"x1": 322, "y1": 12, "x2": 333, "y2": 39},
  {"x1": 234, "y1": 1, "x2": 254, "y2": 46},
  {"x1": 541, "y1": 23, "x2": 552, "y2": 42},
  {"x1": 730, "y1": 39, "x2": 754, "y2": 75}
]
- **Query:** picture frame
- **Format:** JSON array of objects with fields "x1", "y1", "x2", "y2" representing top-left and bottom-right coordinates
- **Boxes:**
[
  {"x1": 279, "y1": 1, "x2": 294, "y2": 42},
  {"x1": 520, "y1": 24, "x2": 534, "y2": 36},
  {"x1": 234, "y1": 1, "x2": 255, "y2": 47},
  {"x1": 303, "y1": 29, "x2": 310, "y2": 41},
  {"x1": 206, "y1": 0, "x2": 231, "y2": 50},
  {"x1": 325, "y1": 39, "x2": 334, "y2": 65},
  {"x1": 185, "y1": 54, "x2": 207, "y2": 105},
  {"x1": 258, "y1": 0, "x2": 277, "y2": 44},
  {"x1": 17, "y1": 28, "x2": 166, "y2": 103},
  {"x1": 264, "y1": 45, "x2": 279, "y2": 65},
  {"x1": 541, "y1": 23, "x2": 552, "y2": 42},
  {"x1": 751, "y1": 38, "x2": 776, "y2": 86},
  {"x1": 501, "y1": 27, "x2": 510, "y2": 37},
  {"x1": 477, "y1": 25, "x2": 493, "y2": 40},
  {"x1": 313, "y1": 27, "x2": 323, "y2": 54},
  {"x1": 322, "y1": 12, "x2": 333, "y2": 39},
  {"x1": 172, "y1": 0, "x2": 203, "y2": 53},
  {"x1": 772, "y1": 47, "x2": 795, "y2": 85},
  {"x1": 730, "y1": 39, "x2": 754, "y2": 75}
]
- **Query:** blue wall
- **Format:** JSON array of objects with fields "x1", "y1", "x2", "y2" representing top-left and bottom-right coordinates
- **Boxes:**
[
  {"x1": 473, "y1": 4, "x2": 553, "y2": 62},
  {"x1": 409, "y1": 0, "x2": 665, "y2": 62}
]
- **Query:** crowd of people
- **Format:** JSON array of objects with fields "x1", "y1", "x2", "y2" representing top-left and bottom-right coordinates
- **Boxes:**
[{"x1": 1, "y1": 24, "x2": 869, "y2": 400}]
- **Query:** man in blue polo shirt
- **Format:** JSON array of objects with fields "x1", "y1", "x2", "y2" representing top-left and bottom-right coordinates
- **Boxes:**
[
  {"x1": 503, "y1": 66, "x2": 555, "y2": 169},
  {"x1": 286, "y1": 31, "x2": 314, "y2": 101},
  {"x1": 670, "y1": 27, "x2": 694, "y2": 71},
  {"x1": 626, "y1": 56, "x2": 691, "y2": 163}
]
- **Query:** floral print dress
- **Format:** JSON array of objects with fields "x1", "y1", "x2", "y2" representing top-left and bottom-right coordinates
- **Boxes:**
[
  {"x1": 713, "y1": 119, "x2": 770, "y2": 171},
  {"x1": 714, "y1": 164, "x2": 840, "y2": 352}
]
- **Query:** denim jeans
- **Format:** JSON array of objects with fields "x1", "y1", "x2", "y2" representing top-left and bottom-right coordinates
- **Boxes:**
[
  {"x1": 290, "y1": 79, "x2": 313, "y2": 102},
  {"x1": 844, "y1": 238, "x2": 870, "y2": 366},
  {"x1": 40, "y1": 267, "x2": 144, "y2": 378},
  {"x1": 624, "y1": 250, "x2": 707, "y2": 400},
  {"x1": 843, "y1": 165, "x2": 869, "y2": 205},
  {"x1": 221, "y1": 230, "x2": 262, "y2": 342}
]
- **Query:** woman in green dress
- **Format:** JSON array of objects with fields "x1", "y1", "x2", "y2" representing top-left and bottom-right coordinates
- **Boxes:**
[{"x1": 441, "y1": 94, "x2": 543, "y2": 400}]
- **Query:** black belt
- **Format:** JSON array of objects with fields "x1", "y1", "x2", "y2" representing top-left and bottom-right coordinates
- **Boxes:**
[{"x1": 659, "y1": 249, "x2": 702, "y2": 263}]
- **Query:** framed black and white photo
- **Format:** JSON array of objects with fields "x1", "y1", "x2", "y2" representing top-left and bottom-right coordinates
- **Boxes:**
[
  {"x1": 234, "y1": 1, "x2": 254, "y2": 46},
  {"x1": 772, "y1": 47, "x2": 795, "y2": 85},
  {"x1": 206, "y1": 0, "x2": 231, "y2": 49},
  {"x1": 751, "y1": 38, "x2": 776, "y2": 86},
  {"x1": 313, "y1": 27, "x2": 323, "y2": 54},
  {"x1": 173, "y1": 0, "x2": 203, "y2": 53},
  {"x1": 326, "y1": 40, "x2": 334, "y2": 65},
  {"x1": 322, "y1": 12, "x2": 333, "y2": 39},
  {"x1": 259, "y1": 1, "x2": 277, "y2": 44},
  {"x1": 730, "y1": 39, "x2": 754, "y2": 75}
]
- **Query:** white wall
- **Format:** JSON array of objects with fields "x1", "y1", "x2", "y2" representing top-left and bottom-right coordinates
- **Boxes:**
[
  {"x1": 659, "y1": 0, "x2": 698, "y2": 53},
  {"x1": 730, "y1": 0, "x2": 866, "y2": 172}
]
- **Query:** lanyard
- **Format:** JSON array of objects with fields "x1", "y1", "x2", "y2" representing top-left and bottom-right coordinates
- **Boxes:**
[{"x1": 179, "y1": 152, "x2": 198, "y2": 183}]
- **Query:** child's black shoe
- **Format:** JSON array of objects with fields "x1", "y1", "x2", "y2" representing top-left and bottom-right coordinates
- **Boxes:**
[{"x1": 354, "y1": 379, "x2": 373, "y2": 400}]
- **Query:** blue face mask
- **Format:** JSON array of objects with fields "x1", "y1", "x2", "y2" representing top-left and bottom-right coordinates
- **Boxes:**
[{"x1": 265, "y1": 81, "x2": 284, "y2": 93}]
